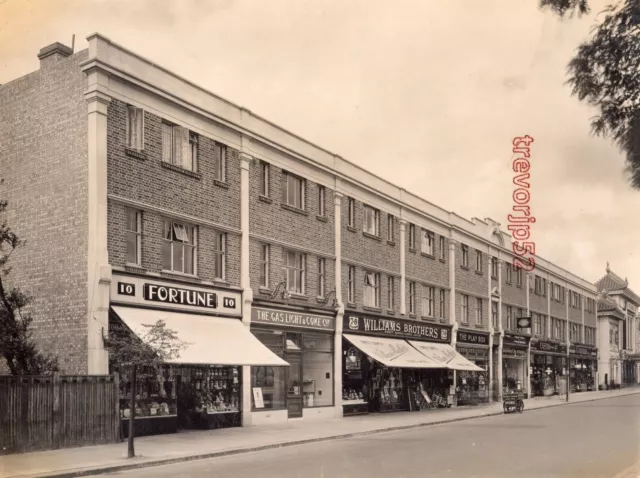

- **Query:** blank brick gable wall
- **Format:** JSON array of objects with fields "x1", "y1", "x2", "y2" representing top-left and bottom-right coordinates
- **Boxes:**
[
  {"x1": 341, "y1": 200, "x2": 400, "y2": 314},
  {"x1": 106, "y1": 99, "x2": 241, "y2": 286},
  {"x1": 405, "y1": 226, "x2": 449, "y2": 321},
  {"x1": 249, "y1": 162, "x2": 335, "y2": 306},
  {"x1": 0, "y1": 50, "x2": 89, "y2": 373}
]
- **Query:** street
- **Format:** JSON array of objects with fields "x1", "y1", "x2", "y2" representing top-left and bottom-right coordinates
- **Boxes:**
[{"x1": 96, "y1": 394, "x2": 640, "y2": 478}]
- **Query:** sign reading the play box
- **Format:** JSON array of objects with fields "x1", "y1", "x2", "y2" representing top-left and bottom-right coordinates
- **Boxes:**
[{"x1": 111, "y1": 272, "x2": 242, "y2": 317}]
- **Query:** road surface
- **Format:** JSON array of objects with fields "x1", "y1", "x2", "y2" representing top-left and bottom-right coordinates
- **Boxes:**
[{"x1": 97, "y1": 394, "x2": 640, "y2": 478}]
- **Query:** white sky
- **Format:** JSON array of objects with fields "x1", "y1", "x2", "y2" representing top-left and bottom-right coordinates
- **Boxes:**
[{"x1": 1, "y1": 0, "x2": 638, "y2": 289}]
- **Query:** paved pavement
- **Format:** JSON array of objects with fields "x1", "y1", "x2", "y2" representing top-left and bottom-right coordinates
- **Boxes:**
[
  {"x1": 1, "y1": 388, "x2": 638, "y2": 478},
  {"x1": 92, "y1": 393, "x2": 640, "y2": 478}
]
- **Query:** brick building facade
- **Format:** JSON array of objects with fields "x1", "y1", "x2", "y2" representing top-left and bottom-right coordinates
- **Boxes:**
[{"x1": 1, "y1": 35, "x2": 600, "y2": 420}]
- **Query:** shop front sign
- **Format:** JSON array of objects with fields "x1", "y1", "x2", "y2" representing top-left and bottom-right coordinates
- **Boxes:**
[
  {"x1": 251, "y1": 307, "x2": 335, "y2": 331},
  {"x1": 503, "y1": 348, "x2": 527, "y2": 359},
  {"x1": 457, "y1": 330, "x2": 489, "y2": 346},
  {"x1": 503, "y1": 333, "x2": 530, "y2": 348},
  {"x1": 344, "y1": 312, "x2": 451, "y2": 343},
  {"x1": 531, "y1": 340, "x2": 567, "y2": 355},
  {"x1": 110, "y1": 272, "x2": 242, "y2": 317}
]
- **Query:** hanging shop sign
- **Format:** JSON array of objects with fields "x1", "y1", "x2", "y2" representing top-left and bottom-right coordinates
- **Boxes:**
[
  {"x1": 251, "y1": 307, "x2": 335, "y2": 331},
  {"x1": 344, "y1": 312, "x2": 451, "y2": 343},
  {"x1": 503, "y1": 333, "x2": 530, "y2": 348},
  {"x1": 515, "y1": 316, "x2": 532, "y2": 329},
  {"x1": 110, "y1": 272, "x2": 242, "y2": 317},
  {"x1": 530, "y1": 340, "x2": 567, "y2": 355},
  {"x1": 457, "y1": 330, "x2": 489, "y2": 346}
]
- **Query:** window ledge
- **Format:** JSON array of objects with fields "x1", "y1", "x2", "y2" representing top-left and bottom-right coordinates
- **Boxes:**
[
  {"x1": 475, "y1": 270, "x2": 483, "y2": 276},
  {"x1": 491, "y1": 276, "x2": 498, "y2": 280},
  {"x1": 316, "y1": 215, "x2": 328, "y2": 223},
  {"x1": 421, "y1": 252, "x2": 436, "y2": 260},
  {"x1": 258, "y1": 195, "x2": 273, "y2": 204},
  {"x1": 160, "y1": 270, "x2": 202, "y2": 282},
  {"x1": 475, "y1": 323, "x2": 484, "y2": 329},
  {"x1": 363, "y1": 231, "x2": 382, "y2": 242},
  {"x1": 363, "y1": 306, "x2": 382, "y2": 313},
  {"x1": 213, "y1": 179, "x2": 230, "y2": 189},
  {"x1": 409, "y1": 314, "x2": 418, "y2": 319},
  {"x1": 212, "y1": 279, "x2": 230, "y2": 286},
  {"x1": 461, "y1": 265, "x2": 470, "y2": 271},
  {"x1": 421, "y1": 316, "x2": 436, "y2": 321},
  {"x1": 125, "y1": 148, "x2": 147, "y2": 160},
  {"x1": 387, "y1": 240, "x2": 396, "y2": 246},
  {"x1": 409, "y1": 247, "x2": 417, "y2": 254},
  {"x1": 258, "y1": 287, "x2": 272, "y2": 295},
  {"x1": 288, "y1": 292, "x2": 309, "y2": 301},
  {"x1": 439, "y1": 319, "x2": 447, "y2": 324},
  {"x1": 347, "y1": 302, "x2": 357, "y2": 309},
  {"x1": 506, "y1": 280, "x2": 513, "y2": 285},
  {"x1": 347, "y1": 226, "x2": 357, "y2": 233},
  {"x1": 161, "y1": 161, "x2": 202, "y2": 179},
  {"x1": 386, "y1": 310, "x2": 395, "y2": 316},
  {"x1": 124, "y1": 264, "x2": 147, "y2": 274},
  {"x1": 439, "y1": 258, "x2": 446, "y2": 263},
  {"x1": 281, "y1": 204, "x2": 309, "y2": 216}
]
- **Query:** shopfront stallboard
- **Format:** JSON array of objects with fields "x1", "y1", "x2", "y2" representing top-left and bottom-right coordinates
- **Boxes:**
[
  {"x1": 344, "y1": 313, "x2": 451, "y2": 343},
  {"x1": 110, "y1": 273, "x2": 242, "y2": 317},
  {"x1": 530, "y1": 340, "x2": 567, "y2": 355},
  {"x1": 503, "y1": 333, "x2": 530, "y2": 348},
  {"x1": 456, "y1": 330, "x2": 489, "y2": 346},
  {"x1": 251, "y1": 307, "x2": 335, "y2": 331}
]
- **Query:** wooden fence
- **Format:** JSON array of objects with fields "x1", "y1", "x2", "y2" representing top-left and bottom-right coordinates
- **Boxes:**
[{"x1": 0, "y1": 374, "x2": 120, "y2": 454}]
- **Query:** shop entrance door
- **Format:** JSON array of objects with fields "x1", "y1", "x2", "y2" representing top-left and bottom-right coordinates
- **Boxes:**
[{"x1": 285, "y1": 353, "x2": 303, "y2": 418}]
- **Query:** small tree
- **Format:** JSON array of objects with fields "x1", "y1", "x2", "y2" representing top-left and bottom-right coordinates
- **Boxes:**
[
  {"x1": 0, "y1": 181, "x2": 58, "y2": 375},
  {"x1": 104, "y1": 317, "x2": 187, "y2": 458}
]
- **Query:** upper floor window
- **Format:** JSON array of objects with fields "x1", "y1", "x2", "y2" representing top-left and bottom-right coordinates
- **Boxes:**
[
  {"x1": 213, "y1": 232, "x2": 226, "y2": 280},
  {"x1": 476, "y1": 250, "x2": 483, "y2": 272},
  {"x1": 317, "y1": 258, "x2": 326, "y2": 297},
  {"x1": 533, "y1": 313, "x2": 543, "y2": 337},
  {"x1": 260, "y1": 161, "x2": 270, "y2": 197},
  {"x1": 162, "y1": 220, "x2": 197, "y2": 275},
  {"x1": 570, "y1": 323, "x2": 580, "y2": 343},
  {"x1": 348, "y1": 266, "x2": 356, "y2": 303},
  {"x1": 409, "y1": 281, "x2": 417, "y2": 315},
  {"x1": 421, "y1": 285, "x2": 435, "y2": 318},
  {"x1": 505, "y1": 263, "x2": 512, "y2": 283},
  {"x1": 585, "y1": 326, "x2": 596, "y2": 346},
  {"x1": 214, "y1": 143, "x2": 226, "y2": 182},
  {"x1": 284, "y1": 250, "x2": 306, "y2": 294},
  {"x1": 409, "y1": 223, "x2": 416, "y2": 249},
  {"x1": 387, "y1": 276, "x2": 395, "y2": 310},
  {"x1": 348, "y1": 198, "x2": 356, "y2": 227},
  {"x1": 125, "y1": 208, "x2": 141, "y2": 266},
  {"x1": 318, "y1": 187, "x2": 326, "y2": 217},
  {"x1": 421, "y1": 230, "x2": 434, "y2": 256},
  {"x1": 439, "y1": 289, "x2": 445, "y2": 319},
  {"x1": 516, "y1": 266, "x2": 523, "y2": 287},
  {"x1": 475, "y1": 298, "x2": 483, "y2": 325},
  {"x1": 162, "y1": 123, "x2": 197, "y2": 172},
  {"x1": 283, "y1": 172, "x2": 305, "y2": 210},
  {"x1": 491, "y1": 301, "x2": 498, "y2": 328},
  {"x1": 260, "y1": 244, "x2": 270, "y2": 288},
  {"x1": 364, "y1": 272, "x2": 380, "y2": 308},
  {"x1": 505, "y1": 305, "x2": 513, "y2": 331},
  {"x1": 387, "y1": 215, "x2": 395, "y2": 242},
  {"x1": 534, "y1": 276, "x2": 542, "y2": 295},
  {"x1": 462, "y1": 245, "x2": 469, "y2": 268},
  {"x1": 126, "y1": 106, "x2": 145, "y2": 150},
  {"x1": 439, "y1": 236, "x2": 446, "y2": 261},
  {"x1": 491, "y1": 258, "x2": 498, "y2": 279},
  {"x1": 363, "y1": 205, "x2": 380, "y2": 236},
  {"x1": 461, "y1": 294, "x2": 470, "y2": 323}
]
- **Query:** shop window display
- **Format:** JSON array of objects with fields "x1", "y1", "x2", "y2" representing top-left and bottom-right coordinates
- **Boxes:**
[
  {"x1": 456, "y1": 347, "x2": 489, "y2": 405},
  {"x1": 119, "y1": 365, "x2": 177, "y2": 419},
  {"x1": 531, "y1": 355, "x2": 555, "y2": 396},
  {"x1": 252, "y1": 328, "x2": 334, "y2": 411}
]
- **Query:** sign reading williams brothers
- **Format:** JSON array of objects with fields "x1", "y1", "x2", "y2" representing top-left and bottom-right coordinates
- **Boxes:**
[
  {"x1": 251, "y1": 307, "x2": 335, "y2": 331},
  {"x1": 344, "y1": 313, "x2": 451, "y2": 343}
]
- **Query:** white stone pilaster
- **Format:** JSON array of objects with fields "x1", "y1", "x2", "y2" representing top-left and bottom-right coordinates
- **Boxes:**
[
  {"x1": 333, "y1": 190, "x2": 344, "y2": 417},
  {"x1": 240, "y1": 142, "x2": 253, "y2": 427},
  {"x1": 497, "y1": 259, "x2": 504, "y2": 400},
  {"x1": 399, "y1": 219, "x2": 407, "y2": 316},
  {"x1": 85, "y1": 79, "x2": 111, "y2": 375}
]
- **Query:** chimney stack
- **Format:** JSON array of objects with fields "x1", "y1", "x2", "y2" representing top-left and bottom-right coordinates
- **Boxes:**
[{"x1": 37, "y1": 42, "x2": 73, "y2": 69}]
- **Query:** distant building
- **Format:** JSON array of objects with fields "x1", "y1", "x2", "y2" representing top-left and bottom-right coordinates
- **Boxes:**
[{"x1": 596, "y1": 264, "x2": 640, "y2": 387}]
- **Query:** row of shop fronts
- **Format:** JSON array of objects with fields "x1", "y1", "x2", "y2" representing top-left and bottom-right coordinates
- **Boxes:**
[{"x1": 108, "y1": 271, "x2": 599, "y2": 438}]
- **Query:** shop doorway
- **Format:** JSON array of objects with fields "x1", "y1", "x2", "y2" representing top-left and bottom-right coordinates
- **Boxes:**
[{"x1": 285, "y1": 334, "x2": 303, "y2": 418}]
